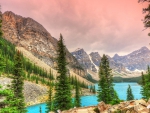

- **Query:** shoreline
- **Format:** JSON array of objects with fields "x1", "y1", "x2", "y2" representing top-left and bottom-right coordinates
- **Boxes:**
[{"x1": 26, "y1": 90, "x2": 96, "y2": 107}]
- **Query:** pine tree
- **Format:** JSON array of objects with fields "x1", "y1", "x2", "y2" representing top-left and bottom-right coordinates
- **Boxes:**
[
  {"x1": 0, "y1": 51, "x2": 5, "y2": 75},
  {"x1": 145, "y1": 66, "x2": 150, "y2": 100},
  {"x1": 138, "y1": 0, "x2": 150, "y2": 34},
  {"x1": 0, "y1": 10, "x2": 5, "y2": 74},
  {"x1": 54, "y1": 34, "x2": 72, "y2": 110},
  {"x1": 126, "y1": 85, "x2": 134, "y2": 101},
  {"x1": 74, "y1": 78, "x2": 81, "y2": 107},
  {"x1": 0, "y1": 8, "x2": 2, "y2": 38},
  {"x1": 146, "y1": 66, "x2": 150, "y2": 100},
  {"x1": 39, "y1": 106, "x2": 42, "y2": 113},
  {"x1": 110, "y1": 88, "x2": 120, "y2": 105},
  {"x1": 92, "y1": 85, "x2": 96, "y2": 94},
  {"x1": 11, "y1": 51, "x2": 26, "y2": 113},
  {"x1": 0, "y1": 85, "x2": 19, "y2": 113},
  {"x1": 141, "y1": 72, "x2": 147, "y2": 99},
  {"x1": 46, "y1": 81, "x2": 54, "y2": 112},
  {"x1": 36, "y1": 76, "x2": 39, "y2": 84},
  {"x1": 97, "y1": 54, "x2": 119, "y2": 104},
  {"x1": 90, "y1": 85, "x2": 92, "y2": 92}
]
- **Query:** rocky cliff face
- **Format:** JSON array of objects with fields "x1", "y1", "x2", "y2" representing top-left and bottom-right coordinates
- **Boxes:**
[
  {"x1": 72, "y1": 48, "x2": 97, "y2": 73},
  {"x1": 113, "y1": 46, "x2": 150, "y2": 71},
  {"x1": 72, "y1": 46, "x2": 150, "y2": 77},
  {"x1": 2, "y1": 11, "x2": 85, "y2": 77},
  {"x1": 71, "y1": 48, "x2": 126, "y2": 74},
  {"x1": 0, "y1": 77, "x2": 48, "y2": 106}
]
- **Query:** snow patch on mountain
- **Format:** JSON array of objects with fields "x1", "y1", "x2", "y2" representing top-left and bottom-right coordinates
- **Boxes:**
[{"x1": 88, "y1": 54, "x2": 99, "y2": 71}]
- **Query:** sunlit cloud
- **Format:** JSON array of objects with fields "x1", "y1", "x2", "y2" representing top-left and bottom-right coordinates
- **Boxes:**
[{"x1": 0, "y1": 0, "x2": 149, "y2": 57}]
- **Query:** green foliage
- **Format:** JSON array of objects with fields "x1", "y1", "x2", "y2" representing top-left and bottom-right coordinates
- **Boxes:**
[
  {"x1": 97, "y1": 54, "x2": 119, "y2": 104},
  {"x1": 113, "y1": 76, "x2": 142, "y2": 83},
  {"x1": 90, "y1": 85, "x2": 96, "y2": 93},
  {"x1": 46, "y1": 80, "x2": 54, "y2": 113},
  {"x1": 86, "y1": 73, "x2": 98, "y2": 83},
  {"x1": 141, "y1": 72, "x2": 147, "y2": 99},
  {"x1": 0, "y1": 85, "x2": 19, "y2": 113},
  {"x1": 114, "y1": 109, "x2": 122, "y2": 113},
  {"x1": 92, "y1": 85, "x2": 96, "y2": 93},
  {"x1": 138, "y1": 0, "x2": 150, "y2": 33},
  {"x1": 74, "y1": 77, "x2": 81, "y2": 107},
  {"x1": 0, "y1": 51, "x2": 6, "y2": 73},
  {"x1": 69, "y1": 75, "x2": 88, "y2": 89},
  {"x1": 140, "y1": 66, "x2": 150, "y2": 100},
  {"x1": 126, "y1": 85, "x2": 134, "y2": 101},
  {"x1": 0, "y1": 35, "x2": 54, "y2": 86},
  {"x1": 54, "y1": 34, "x2": 72, "y2": 111},
  {"x1": 39, "y1": 106, "x2": 42, "y2": 113},
  {"x1": 93, "y1": 107, "x2": 99, "y2": 113},
  {"x1": 11, "y1": 51, "x2": 26, "y2": 113},
  {"x1": 110, "y1": 88, "x2": 120, "y2": 105}
]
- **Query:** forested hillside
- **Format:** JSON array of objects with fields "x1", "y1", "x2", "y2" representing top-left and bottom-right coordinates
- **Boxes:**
[{"x1": 0, "y1": 37, "x2": 54, "y2": 85}]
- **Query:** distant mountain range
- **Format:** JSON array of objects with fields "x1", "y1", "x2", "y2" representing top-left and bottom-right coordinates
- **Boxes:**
[
  {"x1": 71, "y1": 48, "x2": 125, "y2": 73},
  {"x1": 1, "y1": 11, "x2": 149, "y2": 81},
  {"x1": 71, "y1": 46, "x2": 150, "y2": 78},
  {"x1": 113, "y1": 46, "x2": 150, "y2": 71}
]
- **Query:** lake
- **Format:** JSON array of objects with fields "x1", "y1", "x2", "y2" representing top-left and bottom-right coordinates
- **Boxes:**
[{"x1": 27, "y1": 82, "x2": 142, "y2": 113}]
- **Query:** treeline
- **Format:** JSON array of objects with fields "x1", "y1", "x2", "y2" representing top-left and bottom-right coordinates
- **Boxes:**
[
  {"x1": 0, "y1": 36, "x2": 90, "y2": 89},
  {"x1": 140, "y1": 66, "x2": 150, "y2": 100},
  {"x1": 0, "y1": 37, "x2": 55, "y2": 86},
  {"x1": 113, "y1": 76, "x2": 141, "y2": 83},
  {"x1": 69, "y1": 76, "x2": 88, "y2": 89}
]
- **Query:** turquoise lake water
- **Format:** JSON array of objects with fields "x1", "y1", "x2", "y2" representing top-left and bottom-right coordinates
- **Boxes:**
[{"x1": 27, "y1": 82, "x2": 142, "y2": 113}]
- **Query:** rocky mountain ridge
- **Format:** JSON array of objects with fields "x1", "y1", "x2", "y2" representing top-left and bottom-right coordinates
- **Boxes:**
[
  {"x1": 72, "y1": 46, "x2": 150, "y2": 78},
  {"x1": 71, "y1": 48, "x2": 126, "y2": 73},
  {"x1": 72, "y1": 48, "x2": 98, "y2": 73},
  {"x1": 113, "y1": 46, "x2": 150, "y2": 71},
  {"x1": 1, "y1": 11, "x2": 86, "y2": 77}
]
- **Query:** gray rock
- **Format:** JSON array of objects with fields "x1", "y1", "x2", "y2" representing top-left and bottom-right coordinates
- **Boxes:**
[{"x1": 2, "y1": 11, "x2": 86, "y2": 78}]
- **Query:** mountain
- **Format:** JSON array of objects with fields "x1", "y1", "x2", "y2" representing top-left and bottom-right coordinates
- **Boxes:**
[
  {"x1": 72, "y1": 46, "x2": 150, "y2": 76},
  {"x1": 113, "y1": 46, "x2": 150, "y2": 71},
  {"x1": 71, "y1": 48, "x2": 126, "y2": 75},
  {"x1": 72, "y1": 48, "x2": 98, "y2": 73},
  {"x1": 2, "y1": 11, "x2": 86, "y2": 77}
]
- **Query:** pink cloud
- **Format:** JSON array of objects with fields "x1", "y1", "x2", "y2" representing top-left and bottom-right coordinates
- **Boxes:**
[{"x1": 0, "y1": 0, "x2": 149, "y2": 56}]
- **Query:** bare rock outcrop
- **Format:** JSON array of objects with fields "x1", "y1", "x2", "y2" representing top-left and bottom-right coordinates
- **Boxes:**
[
  {"x1": 62, "y1": 99, "x2": 150, "y2": 113},
  {"x1": 98, "y1": 99, "x2": 149, "y2": 113},
  {"x1": 2, "y1": 11, "x2": 86, "y2": 77},
  {"x1": 61, "y1": 106, "x2": 97, "y2": 113},
  {"x1": 0, "y1": 77, "x2": 48, "y2": 106},
  {"x1": 98, "y1": 101, "x2": 110, "y2": 112}
]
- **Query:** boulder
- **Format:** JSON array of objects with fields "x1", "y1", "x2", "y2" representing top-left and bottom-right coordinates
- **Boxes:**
[{"x1": 98, "y1": 101, "x2": 110, "y2": 112}]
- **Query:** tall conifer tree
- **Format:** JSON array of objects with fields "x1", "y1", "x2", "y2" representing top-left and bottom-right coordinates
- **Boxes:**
[
  {"x1": 145, "y1": 66, "x2": 150, "y2": 100},
  {"x1": 0, "y1": 10, "x2": 5, "y2": 74},
  {"x1": 11, "y1": 51, "x2": 26, "y2": 113},
  {"x1": 97, "y1": 54, "x2": 119, "y2": 104},
  {"x1": 141, "y1": 72, "x2": 147, "y2": 99},
  {"x1": 46, "y1": 78, "x2": 54, "y2": 112},
  {"x1": 126, "y1": 85, "x2": 134, "y2": 101},
  {"x1": 54, "y1": 34, "x2": 72, "y2": 110},
  {"x1": 0, "y1": 85, "x2": 19, "y2": 113},
  {"x1": 74, "y1": 78, "x2": 81, "y2": 107}
]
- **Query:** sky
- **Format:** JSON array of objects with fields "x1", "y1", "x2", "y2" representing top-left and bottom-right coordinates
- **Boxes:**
[{"x1": 0, "y1": 0, "x2": 150, "y2": 57}]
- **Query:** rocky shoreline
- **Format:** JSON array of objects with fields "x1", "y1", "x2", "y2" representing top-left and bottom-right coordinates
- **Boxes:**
[
  {"x1": 0, "y1": 77, "x2": 95, "y2": 107},
  {"x1": 0, "y1": 77, "x2": 48, "y2": 106},
  {"x1": 58, "y1": 99, "x2": 150, "y2": 113}
]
